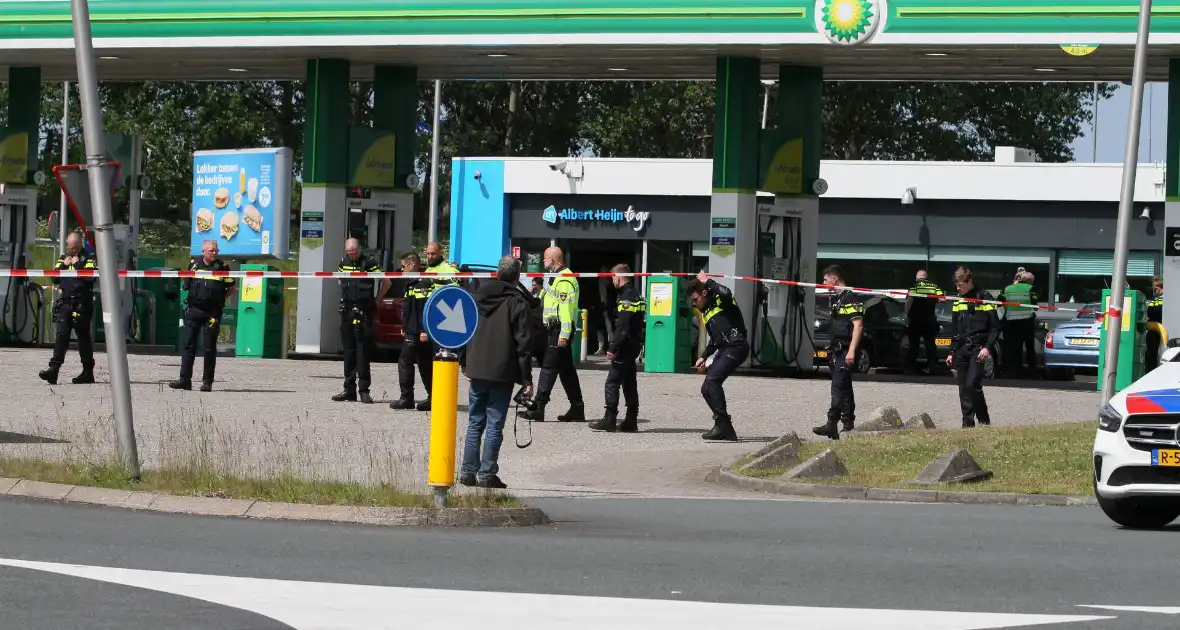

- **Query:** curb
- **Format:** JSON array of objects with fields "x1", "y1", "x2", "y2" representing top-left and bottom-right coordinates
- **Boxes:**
[
  {"x1": 0, "y1": 478, "x2": 550, "y2": 527},
  {"x1": 709, "y1": 459, "x2": 1099, "y2": 508}
]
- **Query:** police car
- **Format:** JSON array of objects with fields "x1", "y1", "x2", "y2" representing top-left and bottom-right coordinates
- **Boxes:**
[{"x1": 1093, "y1": 346, "x2": 1180, "y2": 528}]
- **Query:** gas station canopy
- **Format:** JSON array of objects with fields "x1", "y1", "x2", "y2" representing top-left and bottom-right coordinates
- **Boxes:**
[{"x1": 2, "y1": 0, "x2": 1180, "y2": 82}]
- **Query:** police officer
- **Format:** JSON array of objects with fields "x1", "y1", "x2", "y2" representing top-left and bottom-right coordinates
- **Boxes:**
[
  {"x1": 589, "y1": 263, "x2": 645, "y2": 433},
  {"x1": 521, "y1": 246, "x2": 585, "y2": 422},
  {"x1": 1146, "y1": 276, "x2": 1164, "y2": 372},
  {"x1": 999, "y1": 268, "x2": 1039, "y2": 378},
  {"x1": 688, "y1": 271, "x2": 748, "y2": 442},
  {"x1": 390, "y1": 252, "x2": 434, "y2": 411},
  {"x1": 904, "y1": 269, "x2": 944, "y2": 375},
  {"x1": 813, "y1": 265, "x2": 864, "y2": 440},
  {"x1": 170, "y1": 239, "x2": 235, "y2": 392},
  {"x1": 333, "y1": 238, "x2": 383, "y2": 404},
  {"x1": 947, "y1": 266, "x2": 1001, "y2": 428},
  {"x1": 39, "y1": 232, "x2": 98, "y2": 385},
  {"x1": 423, "y1": 240, "x2": 460, "y2": 294}
]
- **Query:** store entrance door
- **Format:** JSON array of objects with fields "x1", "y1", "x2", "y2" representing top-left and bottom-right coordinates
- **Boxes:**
[{"x1": 562, "y1": 239, "x2": 641, "y2": 356}]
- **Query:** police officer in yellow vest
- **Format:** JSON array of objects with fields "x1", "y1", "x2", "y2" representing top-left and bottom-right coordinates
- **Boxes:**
[
  {"x1": 520, "y1": 246, "x2": 585, "y2": 422},
  {"x1": 39, "y1": 232, "x2": 98, "y2": 385},
  {"x1": 947, "y1": 266, "x2": 1001, "y2": 428},
  {"x1": 391, "y1": 252, "x2": 434, "y2": 411},
  {"x1": 904, "y1": 269, "x2": 944, "y2": 375},
  {"x1": 332, "y1": 238, "x2": 383, "y2": 404},
  {"x1": 1146, "y1": 276, "x2": 1164, "y2": 372},
  {"x1": 415, "y1": 241, "x2": 462, "y2": 411},
  {"x1": 998, "y1": 268, "x2": 1039, "y2": 378}
]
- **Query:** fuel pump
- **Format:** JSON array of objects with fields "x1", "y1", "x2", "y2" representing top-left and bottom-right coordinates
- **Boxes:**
[
  {"x1": 0, "y1": 183, "x2": 42, "y2": 344},
  {"x1": 751, "y1": 197, "x2": 818, "y2": 372},
  {"x1": 346, "y1": 187, "x2": 411, "y2": 269}
]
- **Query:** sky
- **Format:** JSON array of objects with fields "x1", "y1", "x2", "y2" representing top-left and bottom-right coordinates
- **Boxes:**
[{"x1": 1070, "y1": 81, "x2": 1169, "y2": 163}]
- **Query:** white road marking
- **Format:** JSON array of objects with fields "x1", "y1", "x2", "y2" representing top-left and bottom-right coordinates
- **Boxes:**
[
  {"x1": 0, "y1": 558, "x2": 1115, "y2": 629},
  {"x1": 1079, "y1": 605, "x2": 1180, "y2": 614}
]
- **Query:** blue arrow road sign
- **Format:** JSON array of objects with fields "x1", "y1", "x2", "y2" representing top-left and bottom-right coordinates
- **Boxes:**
[{"x1": 423, "y1": 285, "x2": 479, "y2": 350}]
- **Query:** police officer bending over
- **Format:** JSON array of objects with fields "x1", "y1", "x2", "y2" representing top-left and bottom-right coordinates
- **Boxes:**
[
  {"x1": 333, "y1": 238, "x2": 383, "y2": 404},
  {"x1": 947, "y1": 266, "x2": 1000, "y2": 428},
  {"x1": 688, "y1": 271, "x2": 748, "y2": 442},
  {"x1": 170, "y1": 239, "x2": 235, "y2": 392},
  {"x1": 521, "y1": 246, "x2": 585, "y2": 422},
  {"x1": 39, "y1": 232, "x2": 97, "y2": 385},
  {"x1": 589, "y1": 263, "x2": 645, "y2": 433},
  {"x1": 814, "y1": 265, "x2": 864, "y2": 440},
  {"x1": 391, "y1": 252, "x2": 434, "y2": 411}
]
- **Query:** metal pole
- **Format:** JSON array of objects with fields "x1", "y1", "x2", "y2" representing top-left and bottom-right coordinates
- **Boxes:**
[
  {"x1": 761, "y1": 85, "x2": 770, "y2": 129},
  {"x1": 1100, "y1": 0, "x2": 1153, "y2": 404},
  {"x1": 58, "y1": 81, "x2": 70, "y2": 257},
  {"x1": 1092, "y1": 81, "x2": 1099, "y2": 163},
  {"x1": 69, "y1": 0, "x2": 140, "y2": 477},
  {"x1": 128, "y1": 135, "x2": 142, "y2": 244},
  {"x1": 427, "y1": 79, "x2": 443, "y2": 245}
]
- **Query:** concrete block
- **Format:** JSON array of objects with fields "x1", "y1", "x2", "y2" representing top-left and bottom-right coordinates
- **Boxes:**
[
  {"x1": 740, "y1": 441, "x2": 802, "y2": 472},
  {"x1": 9, "y1": 480, "x2": 73, "y2": 500},
  {"x1": 782, "y1": 449, "x2": 848, "y2": 480},
  {"x1": 65, "y1": 486, "x2": 134, "y2": 507},
  {"x1": 904, "y1": 413, "x2": 936, "y2": 430},
  {"x1": 855, "y1": 406, "x2": 903, "y2": 432},
  {"x1": 148, "y1": 494, "x2": 256, "y2": 517},
  {"x1": 911, "y1": 448, "x2": 994, "y2": 485},
  {"x1": 750, "y1": 432, "x2": 804, "y2": 460}
]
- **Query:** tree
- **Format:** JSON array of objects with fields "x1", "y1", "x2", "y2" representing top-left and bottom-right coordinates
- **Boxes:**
[{"x1": 580, "y1": 81, "x2": 715, "y2": 158}]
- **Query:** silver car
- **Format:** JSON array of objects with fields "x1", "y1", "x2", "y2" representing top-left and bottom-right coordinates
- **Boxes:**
[{"x1": 1042, "y1": 302, "x2": 1101, "y2": 379}]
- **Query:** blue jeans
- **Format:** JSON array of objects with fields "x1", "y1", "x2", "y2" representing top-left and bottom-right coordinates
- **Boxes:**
[{"x1": 461, "y1": 379, "x2": 513, "y2": 481}]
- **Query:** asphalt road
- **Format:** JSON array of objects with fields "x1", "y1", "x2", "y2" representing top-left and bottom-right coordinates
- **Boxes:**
[{"x1": 1, "y1": 495, "x2": 1176, "y2": 629}]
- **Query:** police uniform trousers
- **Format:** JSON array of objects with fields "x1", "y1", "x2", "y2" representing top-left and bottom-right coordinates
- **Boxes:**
[
  {"x1": 953, "y1": 346, "x2": 991, "y2": 427},
  {"x1": 50, "y1": 297, "x2": 94, "y2": 370},
  {"x1": 604, "y1": 349, "x2": 639, "y2": 414},
  {"x1": 702, "y1": 343, "x2": 749, "y2": 418},
  {"x1": 341, "y1": 302, "x2": 376, "y2": 395},
  {"x1": 827, "y1": 341, "x2": 855, "y2": 426},
  {"x1": 905, "y1": 318, "x2": 938, "y2": 372},
  {"x1": 534, "y1": 328, "x2": 584, "y2": 407},
  {"x1": 1147, "y1": 328, "x2": 1162, "y2": 372},
  {"x1": 180, "y1": 306, "x2": 222, "y2": 383},
  {"x1": 398, "y1": 335, "x2": 434, "y2": 399},
  {"x1": 1001, "y1": 318, "x2": 1038, "y2": 376}
]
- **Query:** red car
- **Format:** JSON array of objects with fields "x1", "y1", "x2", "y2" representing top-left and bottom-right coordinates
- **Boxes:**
[{"x1": 373, "y1": 279, "x2": 410, "y2": 358}]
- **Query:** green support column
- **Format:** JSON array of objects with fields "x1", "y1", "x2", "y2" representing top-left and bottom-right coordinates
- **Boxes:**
[
  {"x1": 1162, "y1": 59, "x2": 1180, "y2": 347},
  {"x1": 708, "y1": 56, "x2": 762, "y2": 368},
  {"x1": 296, "y1": 58, "x2": 352, "y2": 355},
  {"x1": 5, "y1": 67, "x2": 42, "y2": 183},
  {"x1": 776, "y1": 65, "x2": 823, "y2": 193},
  {"x1": 302, "y1": 58, "x2": 351, "y2": 186},
  {"x1": 373, "y1": 65, "x2": 418, "y2": 192}
]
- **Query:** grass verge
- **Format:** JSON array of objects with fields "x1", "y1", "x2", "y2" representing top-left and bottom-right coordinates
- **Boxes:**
[
  {"x1": 736, "y1": 422, "x2": 1095, "y2": 497},
  {"x1": 0, "y1": 457, "x2": 519, "y2": 509}
]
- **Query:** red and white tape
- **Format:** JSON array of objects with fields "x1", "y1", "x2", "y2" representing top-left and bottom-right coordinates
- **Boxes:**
[{"x1": 0, "y1": 268, "x2": 1105, "y2": 315}]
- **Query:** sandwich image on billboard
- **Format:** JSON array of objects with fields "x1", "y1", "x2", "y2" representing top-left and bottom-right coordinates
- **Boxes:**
[{"x1": 190, "y1": 147, "x2": 294, "y2": 258}]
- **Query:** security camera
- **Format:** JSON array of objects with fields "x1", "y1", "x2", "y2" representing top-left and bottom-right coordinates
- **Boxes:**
[
  {"x1": 473, "y1": 170, "x2": 482, "y2": 181},
  {"x1": 901, "y1": 186, "x2": 917, "y2": 205},
  {"x1": 1140, "y1": 207, "x2": 1152, "y2": 220},
  {"x1": 549, "y1": 161, "x2": 568, "y2": 172}
]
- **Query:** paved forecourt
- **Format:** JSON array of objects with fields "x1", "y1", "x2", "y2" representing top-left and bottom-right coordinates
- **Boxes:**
[{"x1": 0, "y1": 348, "x2": 1100, "y2": 498}]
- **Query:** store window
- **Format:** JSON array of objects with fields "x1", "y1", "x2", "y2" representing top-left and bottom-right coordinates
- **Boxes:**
[
  {"x1": 1055, "y1": 276, "x2": 1155, "y2": 305},
  {"x1": 1054, "y1": 249, "x2": 1158, "y2": 305},
  {"x1": 816, "y1": 260, "x2": 1051, "y2": 302},
  {"x1": 646, "y1": 241, "x2": 699, "y2": 274}
]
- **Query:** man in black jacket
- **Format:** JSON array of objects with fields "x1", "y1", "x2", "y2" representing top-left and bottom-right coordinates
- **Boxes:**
[
  {"x1": 458, "y1": 255, "x2": 535, "y2": 489},
  {"x1": 333, "y1": 238, "x2": 383, "y2": 404},
  {"x1": 688, "y1": 271, "x2": 749, "y2": 442},
  {"x1": 391, "y1": 252, "x2": 434, "y2": 411},
  {"x1": 589, "y1": 263, "x2": 644, "y2": 433},
  {"x1": 170, "y1": 239, "x2": 235, "y2": 392},
  {"x1": 40, "y1": 232, "x2": 98, "y2": 385}
]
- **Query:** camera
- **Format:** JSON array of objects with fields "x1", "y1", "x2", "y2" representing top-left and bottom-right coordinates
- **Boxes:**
[
  {"x1": 513, "y1": 387, "x2": 538, "y2": 412},
  {"x1": 473, "y1": 170, "x2": 482, "y2": 181}
]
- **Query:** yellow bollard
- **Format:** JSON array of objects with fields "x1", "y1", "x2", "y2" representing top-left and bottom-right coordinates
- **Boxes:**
[
  {"x1": 580, "y1": 308, "x2": 589, "y2": 362},
  {"x1": 427, "y1": 351, "x2": 460, "y2": 508}
]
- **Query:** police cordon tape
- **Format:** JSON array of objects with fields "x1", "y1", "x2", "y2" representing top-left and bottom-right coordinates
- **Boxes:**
[{"x1": 0, "y1": 267, "x2": 1107, "y2": 316}]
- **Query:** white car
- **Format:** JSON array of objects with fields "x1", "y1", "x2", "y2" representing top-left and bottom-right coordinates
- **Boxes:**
[{"x1": 1093, "y1": 347, "x2": 1180, "y2": 528}]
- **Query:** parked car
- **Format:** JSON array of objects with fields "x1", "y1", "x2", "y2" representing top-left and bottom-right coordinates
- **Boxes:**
[
  {"x1": 1042, "y1": 302, "x2": 1101, "y2": 380},
  {"x1": 813, "y1": 290, "x2": 951, "y2": 374},
  {"x1": 373, "y1": 279, "x2": 408, "y2": 359}
]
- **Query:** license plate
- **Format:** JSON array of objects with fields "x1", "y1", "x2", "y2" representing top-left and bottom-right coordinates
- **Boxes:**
[
  {"x1": 1152, "y1": 449, "x2": 1180, "y2": 466},
  {"x1": 935, "y1": 338, "x2": 951, "y2": 347},
  {"x1": 1070, "y1": 337, "x2": 1099, "y2": 346},
  {"x1": 814, "y1": 350, "x2": 828, "y2": 359}
]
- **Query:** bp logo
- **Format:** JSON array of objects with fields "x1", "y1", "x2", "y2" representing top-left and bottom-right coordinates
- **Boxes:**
[{"x1": 815, "y1": 0, "x2": 885, "y2": 45}]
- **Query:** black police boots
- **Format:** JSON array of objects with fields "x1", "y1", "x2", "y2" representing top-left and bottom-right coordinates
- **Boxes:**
[
  {"x1": 72, "y1": 363, "x2": 95, "y2": 385},
  {"x1": 588, "y1": 408, "x2": 618, "y2": 432},
  {"x1": 812, "y1": 415, "x2": 840, "y2": 440},
  {"x1": 200, "y1": 380, "x2": 213, "y2": 393},
  {"x1": 390, "y1": 396, "x2": 414, "y2": 410},
  {"x1": 620, "y1": 409, "x2": 639, "y2": 433},
  {"x1": 38, "y1": 367, "x2": 59, "y2": 385},
  {"x1": 168, "y1": 379, "x2": 192, "y2": 391},
  {"x1": 359, "y1": 392, "x2": 373, "y2": 404},
  {"x1": 415, "y1": 398, "x2": 430, "y2": 411},
  {"x1": 331, "y1": 390, "x2": 356, "y2": 402},
  {"x1": 557, "y1": 404, "x2": 586, "y2": 423},
  {"x1": 702, "y1": 414, "x2": 738, "y2": 441}
]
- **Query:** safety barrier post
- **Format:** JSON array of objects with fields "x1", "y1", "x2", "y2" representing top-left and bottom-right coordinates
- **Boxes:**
[
  {"x1": 580, "y1": 309, "x2": 589, "y2": 362},
  {"x1": 427, "y1": 349, "x2": 460, "y2": 508}
]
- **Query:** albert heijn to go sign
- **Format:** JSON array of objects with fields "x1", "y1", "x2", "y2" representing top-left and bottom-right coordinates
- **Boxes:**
[{"x1": 542, "y1": 204, "x2": 649, "y2": 232}]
